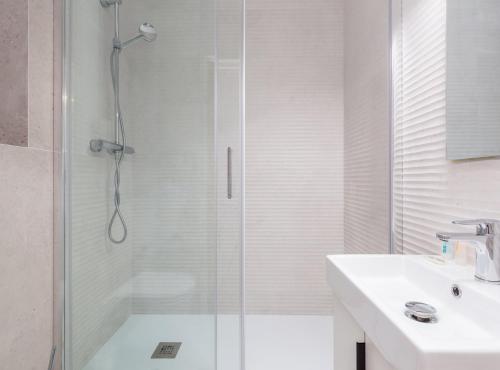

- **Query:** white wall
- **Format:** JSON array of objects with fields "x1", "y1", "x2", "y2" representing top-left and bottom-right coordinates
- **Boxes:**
[
  {"x1": 122, "y1": 0, "x2": 218, "y2": 314},
  {"x1": 245, "y1": 0, "x2": 345, "y2": 315},
  {"x1": 394, "y1": 0, "x2": 500, "y2": 255},
  {"x1": 344, "y1": 0, "x2": 390, "y2": 254}
]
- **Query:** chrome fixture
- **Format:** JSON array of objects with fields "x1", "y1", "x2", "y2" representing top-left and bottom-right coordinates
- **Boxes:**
[
  {"x1": 404, "y1": 301, "x2": 437, "y2": 323},
  {"x1": 99, "y1": 0, "x2": 157, "y2": 244},
  {"x1": 437, "y1": 219, "x2": 500, "y2": 283},
  {"x1": 100, "y1": 0, "x2": 121, "y2": 7},
  {"x1": 118, "y1": 23, "x2": 157, "y2": 49},
  {"x1": 89, "y1": 139, "x2": 135, "y2": 155}
]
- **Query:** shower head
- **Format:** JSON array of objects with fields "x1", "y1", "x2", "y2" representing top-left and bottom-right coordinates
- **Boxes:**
[
  {"x1": 120, "y1": 23, "x2": 157, "y2": 48},
  {"x1": 139, "y1": 23, "x2": 157, "y2": 42}
]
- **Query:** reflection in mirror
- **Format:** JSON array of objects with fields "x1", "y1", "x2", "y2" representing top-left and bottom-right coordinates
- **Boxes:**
[
  {"x1": 392, "y1": 0, "x2": 500, "y2": 258},
  {"x1": 447, "y1": 0, "x2": 500, "y2": 160}
]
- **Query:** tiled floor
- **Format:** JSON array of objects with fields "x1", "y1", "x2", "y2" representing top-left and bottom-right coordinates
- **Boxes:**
[{"x1": 83, "y1": 314, "x2": 333, "y2": 370}]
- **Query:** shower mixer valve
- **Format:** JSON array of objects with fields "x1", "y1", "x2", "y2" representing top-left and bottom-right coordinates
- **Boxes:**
[
  {"x1": 89, "y1": 139, "x2": 135, "y2": 155},
  {"x1": 100, "y1": 0, "x2": 122, "y2": 8}
]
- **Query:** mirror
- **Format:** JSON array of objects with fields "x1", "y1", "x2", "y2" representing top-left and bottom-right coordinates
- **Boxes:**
[{"x1": 446, "y1": 0, "x2": 500, "y2": 160}]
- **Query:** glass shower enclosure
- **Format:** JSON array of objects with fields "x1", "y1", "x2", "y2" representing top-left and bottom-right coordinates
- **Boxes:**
[{"x1": 62, "y1": 0, "x2": 244, "y2": 369}]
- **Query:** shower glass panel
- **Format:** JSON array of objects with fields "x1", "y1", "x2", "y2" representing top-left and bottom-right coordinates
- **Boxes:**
[{"x1": 63, "y1": 0, "x2": 243, "y2": 369}]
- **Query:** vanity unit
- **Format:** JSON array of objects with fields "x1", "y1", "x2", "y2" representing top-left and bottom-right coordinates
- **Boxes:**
[{"x1": 327, "y1": 255, "x2": 500, "y2": 370}]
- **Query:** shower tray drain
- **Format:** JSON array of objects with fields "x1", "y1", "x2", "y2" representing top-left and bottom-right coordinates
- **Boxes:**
[{"x1": 151, "y1": 342, "x2": 182, "y2": 359}]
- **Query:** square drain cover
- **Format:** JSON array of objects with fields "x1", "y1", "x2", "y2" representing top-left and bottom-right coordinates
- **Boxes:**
[{"x1": 151, "y1": 342, "x2": 182, "y2": 359}]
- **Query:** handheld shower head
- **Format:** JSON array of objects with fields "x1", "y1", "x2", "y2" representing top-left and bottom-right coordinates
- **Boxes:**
[
  {"x1": 139, "y1": 23, "x2": 157, "y2": 42},
  {"x1": 120, "y1": 22, "x2": 157, "y2": 48}
]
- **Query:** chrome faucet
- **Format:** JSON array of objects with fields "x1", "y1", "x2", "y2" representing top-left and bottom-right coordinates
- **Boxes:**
[{"x1": 436, "y1": 219, "x2": 500, "y2": 284}]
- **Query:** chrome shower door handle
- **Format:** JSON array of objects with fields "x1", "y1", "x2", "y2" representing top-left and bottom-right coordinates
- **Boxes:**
[{"x1": 227, "y1": 147, "x2": 232, "y2": 200}]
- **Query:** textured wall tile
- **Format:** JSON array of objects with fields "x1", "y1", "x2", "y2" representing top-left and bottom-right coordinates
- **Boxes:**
[
  {"x1": 0, "y1": 0, "x2": 55, "y2": 368},
  {"x1": 0, "y1": 144, "x2": 53, "y2": 369},
  {"x1": 0, "y1": 0, "x2": 28, "y2": 146},
  {"x1": 28, "y1": 0, "x2": 54, "y2": 150},
  {"x1": 246, "y1": 0, "x2": 344, "y2": 315},
  {"x1": 344, "y1": 0, "x2": 390, "y2": 254},
  {"x1": 123, "y1": 0, "x2": 219, "y2": 316}
]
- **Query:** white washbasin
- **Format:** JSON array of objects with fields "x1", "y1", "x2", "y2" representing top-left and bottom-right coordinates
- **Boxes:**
[{"x1": 327, "y1": 254, "x2": 500, "y2": 370}]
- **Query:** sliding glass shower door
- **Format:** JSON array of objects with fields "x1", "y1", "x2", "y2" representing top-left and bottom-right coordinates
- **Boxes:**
[{"x1": 63, "y1": 0, "x2": 243, "y2": 369}]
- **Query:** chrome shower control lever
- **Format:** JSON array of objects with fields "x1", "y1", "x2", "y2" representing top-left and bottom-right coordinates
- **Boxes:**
[
  {"x1": 89, "y1": 139, "x2": 135, "y2": 155},
  {"x1": 436, "y1": 219, "x2": 500, "y2": 283},
  {"x1": 100, "y1": 0, "x2": 122, "y2": 8}
]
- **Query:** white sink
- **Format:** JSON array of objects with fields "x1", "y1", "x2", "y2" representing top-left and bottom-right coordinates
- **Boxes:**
[{"x1": 327, "y1": 254, "x2": 500, "y2": 370}]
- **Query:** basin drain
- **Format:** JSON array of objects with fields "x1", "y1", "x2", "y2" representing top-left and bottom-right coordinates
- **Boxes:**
[{"x1": 404, "y1": 301, "x2": 437, "y2": 323}]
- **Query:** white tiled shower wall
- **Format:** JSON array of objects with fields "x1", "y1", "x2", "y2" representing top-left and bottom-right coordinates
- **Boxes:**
[
  {"x1": 69, "y1": 0, "x2": 242, "y2": 366},
  {"x1": 122, "y1": 0, "x2": 219, "y2": 315},
  {"x1": 68, "y1": 1, "x2": 133, "y2": 368},
  {"x1": 71, "y1": 0, "x2": 390, "y2": 334},
  {"x1": 122, "y1": 0, "x2": 245, "y2": 316}
]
